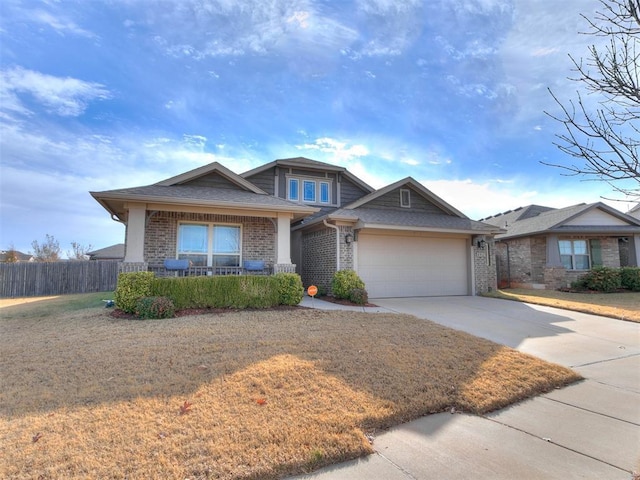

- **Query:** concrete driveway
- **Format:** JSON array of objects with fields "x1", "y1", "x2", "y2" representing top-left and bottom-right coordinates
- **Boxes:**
[{"x1": 292, "y1": 296, "x2": 640, "y2": 479}]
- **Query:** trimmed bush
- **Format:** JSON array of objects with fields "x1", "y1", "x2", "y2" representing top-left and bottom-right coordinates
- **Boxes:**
[
  {"x1": 581, "y1": 266, "x2": 621, "y2": 293},
  {"x1": 620, "y1": 267, "x2": 640, "y2": 291},
  {"x1": 151, "y1": 275, "x2": 281, "y2": 309},
  {"x1": 274, "y1": 273, "x2": 304, "y2": 306},
  {"x1": 331, "y1": 270, "x2": 365, "y2": 300},
  {"x1": 349, "y1": 287, "x2": 368, "y2": 305},
  {"x1": 135, "y1": 296, "x2": 175, "y2": 319},
  {"x1": 114, "y1": 271, "x2": 155, "y2": 313}
]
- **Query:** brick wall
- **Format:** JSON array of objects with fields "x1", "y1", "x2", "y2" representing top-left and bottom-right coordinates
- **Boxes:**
[
  {"x1": 145, "y1": 211, "x2": 275, "y2": 266},
  {"x1": 301, "y1": 227, "x2": 336, "y2": 291},
  {"x1": 474, "y1": 241, "x2": 497, "y2": 294}
]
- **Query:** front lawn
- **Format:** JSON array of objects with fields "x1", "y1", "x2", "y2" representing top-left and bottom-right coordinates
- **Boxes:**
[
  {"x1": 0, "y1": 297, "x2": 580, "y2": 479},
  {"x1": 487, "y1": 289, "x2": 640, "y2": 323}
]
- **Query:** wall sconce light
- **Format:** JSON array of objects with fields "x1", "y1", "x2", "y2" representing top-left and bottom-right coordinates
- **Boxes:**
[
  {"x1": 345, "y1": 233, "x2": 354, "y2": 245},
  {"x1": 477, "y1": 239, "x2": 487, "y2": 249}
]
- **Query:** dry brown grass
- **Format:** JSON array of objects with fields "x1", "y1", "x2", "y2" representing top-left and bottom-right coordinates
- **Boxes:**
[
  {"x1": 0, "y1": 300, "x2": 581, "y2": 479},
  {"x1": 488, "y1": 288, "x2": 640, "y2": 323}
]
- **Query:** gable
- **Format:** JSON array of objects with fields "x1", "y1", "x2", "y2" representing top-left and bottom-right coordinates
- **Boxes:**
[
  {"x1": 564, "y1": 208, "x2": 632, "y2": 227},
  {"x1": 366, "y1": 185, "x2": 450, "y2": 215},
  {"x1": 182, "y1": 172, "x2": 244, "y2": 190}
]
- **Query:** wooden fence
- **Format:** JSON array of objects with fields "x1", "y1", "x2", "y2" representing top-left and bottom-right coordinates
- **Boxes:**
[{"x1": 0, "y1": 261, "x2": 120, "y2": 298}]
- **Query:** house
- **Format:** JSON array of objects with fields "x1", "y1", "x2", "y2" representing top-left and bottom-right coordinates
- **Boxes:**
[
  {"x1": 87, "y1": 244, "x2": 125, "y2": 261},
  {"x1": 629, "y1": 203, "x2": 640, "y2": 220},
  {"x1": 91, "y1": 157, "x2": 503, "y2": 297},
  {"x1": 0, "y1": 250, "x2": 34, "y2": 263},
  {"x1": 481, "y1": 203, "x2": 640, "y2": 290}
]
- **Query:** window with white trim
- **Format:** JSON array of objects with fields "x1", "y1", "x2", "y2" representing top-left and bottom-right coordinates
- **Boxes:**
[
  {"x1": 558, "y1": 239, "x2": 590, "y2": 270},
  {"x1": 177, "y1": 223, "x2": 241, "y2": 267},
  {"x1": 303, "y1": 180, "x2": 316, "y2": 202},
  {"x1": 400, "y1": 189, "x2": 411, "y2": 208},
  {"x1": 286, "y1": 176, "x2": 332, "y2": 205}
]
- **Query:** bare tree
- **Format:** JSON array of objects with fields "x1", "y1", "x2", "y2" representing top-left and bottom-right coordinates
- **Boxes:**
[
  {"x1": 31, "y1": 234, "x2": 61, "y2": 262},
  {"x1": 545, "y1": 0, "x2": 640, "y2": 199},
  {"x1": 67, "y1": 242, "x2": 93, "y2": 261}
]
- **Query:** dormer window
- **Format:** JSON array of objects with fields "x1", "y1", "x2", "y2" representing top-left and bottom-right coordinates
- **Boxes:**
[
  {"x1": 287, "y1": 175, "x2": 332, "y2": 205},
  {"x1": 400, "y1": 189, "x2": 411, "y2": 208}
]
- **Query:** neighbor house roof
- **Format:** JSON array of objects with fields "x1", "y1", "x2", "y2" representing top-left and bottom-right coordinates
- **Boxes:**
[
  {"x1": 489, "y1": 202, "x2": 640, "y2": 240},
  {"x1": 241, "y1": 157, "x2": 375, "y2": 194},
  {"x1": 87, "y1": 243, "x2": 125, "y2": 260},
  {"x1": 0, "y1": 250, "x2": 33, "y2": 262}
]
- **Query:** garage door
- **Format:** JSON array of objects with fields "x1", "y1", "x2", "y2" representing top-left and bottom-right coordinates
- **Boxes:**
[{"x1": 357, "y1": 233, "x2": 469, "y2": 298}]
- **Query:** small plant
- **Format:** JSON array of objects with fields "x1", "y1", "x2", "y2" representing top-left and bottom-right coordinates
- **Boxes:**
[
  {"x1": 331, "y1": 270, "x2": 365, "y2": 300},
  {"x1": 114, "y1": 271, "x2": 155, "y2": 313},
  {"x1": 349, "y1": 287, "x2": 369, "y2": 305},
  {"x1": 620, "y1": 267, "x2": 640, "y2": 292},
  {"x1": 135, "y1": 296, "x2": 175, "y2": 319},
  {"x1": 274, "y1": 273, "x2": 304, "y2": 305}
]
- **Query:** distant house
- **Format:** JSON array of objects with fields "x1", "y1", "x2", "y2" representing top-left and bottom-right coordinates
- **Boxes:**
[
  {"x1": 481, "y1": 203, "x2": 640, "y2": 289},
  {"x1": 87, "y1": 244, "x2": 125, "y2": 261},
  {"x1": 0, "y1": 250, "x2": 34, "y2": 263},
  {"x1": 91, "y1": 157, "x2": 502, "y2": 297}
]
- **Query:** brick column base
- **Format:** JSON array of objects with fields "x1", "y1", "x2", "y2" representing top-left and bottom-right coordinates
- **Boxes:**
[{"x1": 543, "y1": 266, "x2": 566, "y2": 290}]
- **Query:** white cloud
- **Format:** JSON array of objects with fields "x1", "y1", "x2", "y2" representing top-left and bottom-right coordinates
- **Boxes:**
[
  {"x1": 31, "y1": 9, "x2": 96, "y2": 38},
  {"x1": 0, "y1": 67, "x2": 111, "y2": 117},
  {"x1": 296, "y1": 137, "x2": 370, "y2": 161}
]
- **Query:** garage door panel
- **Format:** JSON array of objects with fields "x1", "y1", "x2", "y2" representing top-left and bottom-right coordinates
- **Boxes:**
[{"x1": 358, "y1": 233, "x2": 468, "y2": 298}]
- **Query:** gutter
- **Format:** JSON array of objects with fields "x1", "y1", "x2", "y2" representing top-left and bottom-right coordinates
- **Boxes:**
[{"x1": 323, "y1": 219, "x2": 341, "y2": 271}]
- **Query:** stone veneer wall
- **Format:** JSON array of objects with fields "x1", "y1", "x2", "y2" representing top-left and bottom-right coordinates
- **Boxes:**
[{"x1": 144, "y1": 211, "x2": 275, "y2": 266}]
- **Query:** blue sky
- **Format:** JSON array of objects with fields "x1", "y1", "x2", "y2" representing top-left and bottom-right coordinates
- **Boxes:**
[{"x1": 1, "y1": 0, "x2": 637, "y2": 255}]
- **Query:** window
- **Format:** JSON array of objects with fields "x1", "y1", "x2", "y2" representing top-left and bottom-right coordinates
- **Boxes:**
[
  {"x1": 287, "y1": 176, "x2": 332, "y2": 204},
  {"x1": 400, "y1": 189, "x2": 411, "y2": 208},
  {"x1": 178, "y1": 223, "x2": 241, "y2": 267},
  {"x1": 559, "y1": 239, "x2": 590, "y2": 270},
  {"x1": 303, "y1": 180, "x2": 316, "y2": 202},
  {"x1": 288, "y1": 178, "x2": 299, "y2": 201},
  {"x1": 320, "y1": 181, "x2": 330, "y2": 204}
]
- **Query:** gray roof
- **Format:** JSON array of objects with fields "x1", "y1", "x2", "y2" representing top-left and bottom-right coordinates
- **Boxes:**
[
  {"x1": 480, "y1": 205, "x2": 556, "y2": 228},
  {"x1": 87, "y1": 243, "x2": 125, "y2": 259},
  {"x1": 494, "y1": 202, "x2": 640, "y2": 240},
  {"x1": 95, "y1": 184, "x2": 304, "y2": 207},
  {"x1": 340, "y1": 207, "x2": 503, "y2": 233}
]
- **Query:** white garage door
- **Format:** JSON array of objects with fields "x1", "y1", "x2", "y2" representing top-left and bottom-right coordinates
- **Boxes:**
[{"x1": 357, "y1": 233, "x2": 469, "y2": 298}]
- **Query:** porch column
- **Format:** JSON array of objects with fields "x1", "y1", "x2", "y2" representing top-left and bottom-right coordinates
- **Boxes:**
[
  {"x1": 546, "y1": 234, "x2": 562, "y2": 266},
  {"x1": 276, "y1": 212, "x2": 292, "y2": 265},
  {"x1": 124, "y1": 204, "x2": 146, "y2": 263}
]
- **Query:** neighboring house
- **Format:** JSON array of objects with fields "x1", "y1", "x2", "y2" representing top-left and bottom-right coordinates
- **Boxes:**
[
  {"x1": 0, "y1": 250, "x2": 34, "y2": 262},
  {"x1": 629, "y1": 203, "x2": 640, "y2": 220},
  {"x1": 91, "y1": 157, "x2": 502, "y2": 297},
  {"x1": 481, "y1": 203, "x2": 640, "y2": 290},
  {"x1": 87, "y1": 244, "x2": 125, "y2": 261}
]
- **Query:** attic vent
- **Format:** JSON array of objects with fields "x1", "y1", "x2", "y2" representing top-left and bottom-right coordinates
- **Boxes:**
[{"x1": 400, "y1": 189, "x2": 411, "y2": 208}]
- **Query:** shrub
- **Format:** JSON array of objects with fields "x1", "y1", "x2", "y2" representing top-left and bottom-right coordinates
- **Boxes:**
[
  {"x1": 135, "y1": 296, "x2": 175, "y2": 319},
  {"x1": 331, "y1": 270, "x2": 365, "y2": 300},
  {"x1": 274, "y1": 273, "x2": 304, "y2": 306},
  {"x1": 582, "y1": 266, "x2": 621, "y2": 293},
  {"x1": 114, "y1": 271, "x2": 155, "y2": 313},
  {"x1": 620, "y1": 267, "x2": 640, "y2": 291},
  {"x1": 152, "y1": 275, "x2": 280, "y2": 309},
  {"x1": 349, "y1": 287, "x2": 368, "y2": 305}
]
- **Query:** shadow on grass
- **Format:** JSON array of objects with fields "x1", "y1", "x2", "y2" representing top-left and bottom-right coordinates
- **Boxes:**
[{"x1": 0, "y1": 303, "x2": 581, "y2": 479}]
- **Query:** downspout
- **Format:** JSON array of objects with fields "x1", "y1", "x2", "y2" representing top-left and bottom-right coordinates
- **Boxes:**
[{"x1": 323, "y1": 219, "x2": 340, "y2": 271}]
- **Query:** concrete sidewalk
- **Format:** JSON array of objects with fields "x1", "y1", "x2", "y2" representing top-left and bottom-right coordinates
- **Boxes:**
[{"x1": 290, "y1": 296, "x2": 640, "y2": 479}]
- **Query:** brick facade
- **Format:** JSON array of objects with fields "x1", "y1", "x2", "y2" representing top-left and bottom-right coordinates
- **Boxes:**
[
  {"x1": 473, "y1": 241, "x2": 497, "y2": 294},
  {"x1": 496, "y1": 235, "x2": 622, "y2": 289},
  {"x1": 144, "y1": 211, "x2": 275, "y2": 267}
]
